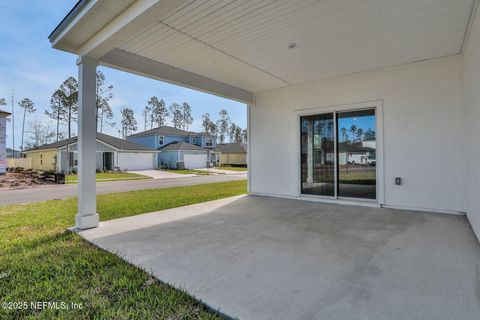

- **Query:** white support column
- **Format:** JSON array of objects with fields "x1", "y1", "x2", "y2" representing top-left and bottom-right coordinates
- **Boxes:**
[
  {"x1": 246, "y1": 104, "x2": 252, "y2": 193},
  {"x1": 76, "y1": 56, "x2": 99, "y2": 229}
]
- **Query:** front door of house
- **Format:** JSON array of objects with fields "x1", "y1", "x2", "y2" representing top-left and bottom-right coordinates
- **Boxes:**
[{"x1": 103, "y1": 152, "x2": 114, "y2": 171}]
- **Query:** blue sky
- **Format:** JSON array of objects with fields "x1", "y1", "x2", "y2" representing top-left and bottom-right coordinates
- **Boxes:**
[
  {"x1": 337, "y1": 115, "x2": 375, "y2": 142},
  {"x1": 0, "y1": 1, "x2": 246, "y2": 149}
]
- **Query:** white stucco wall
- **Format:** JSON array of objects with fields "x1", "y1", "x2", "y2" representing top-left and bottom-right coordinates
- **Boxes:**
[
  {"x1": 0, "y1": 115, "x2": 7, "y2": 174},
  {"x1": 462, "y1": 6, "x2": 480, "y2": 240},
  {"x1": 251, "y1": 56, "x2": 464, "y2": 213}
]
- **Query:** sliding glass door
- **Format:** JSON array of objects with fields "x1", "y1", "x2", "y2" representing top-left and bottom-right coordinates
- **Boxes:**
[
  {"x1": 336, "y1": 109, "x2": 376, "y2": 199},
  {"x1": 300, "y1": 108, "x2": 377, "y2": 200},
  {"x1": 300, "y1": 114, "x2": 335, "y2": 196}
]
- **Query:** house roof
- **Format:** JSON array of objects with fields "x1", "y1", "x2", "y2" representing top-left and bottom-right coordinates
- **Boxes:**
[
  {"x1": 216, "y1": 143, "x2": 247, "y2": 154},
  {"x1": 128, "y1": 126, "x2": 213, "y2": 138},
  {"x1": 24, "y1": 133, "x2": 155, "y2": 152},
  {"x1": 158, "y1": 141, "x2": 205, "y2": 152},
  {"x1": 338, "y1": 143, "x2": 375, "y2": 153},
  {"x1": 0, "y1": 109, "x2": 11, "y2": 116},
  {"x1": 48, "y1": 0, "x2": 87, "y2": 42}
]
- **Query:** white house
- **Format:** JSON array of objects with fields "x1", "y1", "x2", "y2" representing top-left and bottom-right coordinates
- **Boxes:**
[
  {"x1": 0, "y1": 109, "x2": 11, "y2": 175},
  {"x1": 47, "y1": 0, "x2": 480, "y2": 246}
]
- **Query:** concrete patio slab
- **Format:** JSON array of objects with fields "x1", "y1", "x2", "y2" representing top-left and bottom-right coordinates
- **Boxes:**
[{"x1": 79, "y1": 196, "x2": 480, "y2": 320}]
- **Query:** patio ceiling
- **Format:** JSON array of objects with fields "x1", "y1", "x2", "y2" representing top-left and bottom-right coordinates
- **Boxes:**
[{"x1": 51, "y1": 0, "x2": 477, "y2": 100}]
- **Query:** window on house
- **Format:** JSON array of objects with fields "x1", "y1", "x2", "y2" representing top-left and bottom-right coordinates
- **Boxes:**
[
  {"x1": 159, "y1": 136, "x2": 164, "y2": 145},
  {"x1": 205, "y1": 138, "x2": 213, "y2": 147},
  {"x1": 40, "y1": 154, "x2": 43, "y2": 166},
  {"x1": 192, "y1": 138, "x2": 196, "y2": 144}
]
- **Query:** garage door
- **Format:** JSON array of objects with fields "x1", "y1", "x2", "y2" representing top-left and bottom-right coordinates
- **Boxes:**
[
  {"x1": 117, "y1": 153, "x2": 153, "y2": 170},
  {"x1": 184, "y1": 154, "x2": 207, "y2": 169}
]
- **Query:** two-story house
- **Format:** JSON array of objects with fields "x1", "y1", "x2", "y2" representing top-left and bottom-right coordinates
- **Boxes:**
[{"x1": 127, "y1": 126, "x2": 219, "y2": 169}]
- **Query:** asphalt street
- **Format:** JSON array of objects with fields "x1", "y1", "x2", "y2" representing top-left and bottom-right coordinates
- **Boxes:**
[{"x1": 0, "y1": 174, "x2": 247, "y2": 206}]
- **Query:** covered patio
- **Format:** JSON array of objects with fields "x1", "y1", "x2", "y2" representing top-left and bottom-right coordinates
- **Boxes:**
[
  {"x1": 49, "y1": 1, "x2": 480, "y2": 318},
  {"x1": 79, "y1": 195, "x2": 480, "y2": 320},
  {"x1": 49, "y1": 0, "x2": 480, "y2": 234}
]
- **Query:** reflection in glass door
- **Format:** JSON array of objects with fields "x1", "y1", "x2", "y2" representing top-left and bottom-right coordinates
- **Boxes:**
[
  {"x1": 300, "y1": 108, "x2": 377, "y2": 200},
  {"x1": 336, "y1": 109, "x2": 376, "y2": 199},
  {"x1": 300, "y1": 114, "x2": 335, "y2": 196}
]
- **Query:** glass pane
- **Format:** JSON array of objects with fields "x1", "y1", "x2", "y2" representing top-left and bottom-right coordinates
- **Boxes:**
[
  {"x1": 336, "y1": 109, "x2": 376, "y2": 199},
  {"x1": 300, "y1": 113, "x2": 335, "y2": 196}
]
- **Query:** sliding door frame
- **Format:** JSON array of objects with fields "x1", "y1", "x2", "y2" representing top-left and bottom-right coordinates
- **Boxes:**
[{"x1": 295, "y1": 100, "x2": 384, "y2": 205}]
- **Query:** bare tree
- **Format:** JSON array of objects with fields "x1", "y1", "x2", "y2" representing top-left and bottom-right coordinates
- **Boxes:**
[
  {"x1": 181, "y1": 102, "x2": 194, "y2": 131},
  {"x1": 216, "y1": 109, "x2": 230, "y2": 144},
  {"x1": 25, "y1": 121, "x2": 55, "y2": 149},
  {"x1": 18, "y1": 98, "x2": 36, "y2": 151},
  {"x1": 148, "y1": 97, "x2": 168, "y2": 128},
  {"x1": 169, "y1": 103, "x2": 183, "y2": 129},
  {"x1": 120, "y1": 107, "x2": 137, "y2": 138}
]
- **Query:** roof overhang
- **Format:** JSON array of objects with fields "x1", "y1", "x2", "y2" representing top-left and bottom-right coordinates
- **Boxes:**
[{"x1": 50, "y1": 0, "x2": 478, "y2": 103}]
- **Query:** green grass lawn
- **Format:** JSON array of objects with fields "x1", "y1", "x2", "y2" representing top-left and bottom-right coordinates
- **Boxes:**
[
  {"x1": 338, "y1": 169, "x2": 376, "y2": 185},
  {"x1": 218, "y1": 166, "x2": 248, "y2": 172},
  {"x1": 66, "y1": 172, "x2": 151, "y2": 184},
  {"x1": 162, "y1": 169, "x2": 212, "y2": 175},
  {"x1": 0, "y1": 180, "x2": 247, "y2": 319}
]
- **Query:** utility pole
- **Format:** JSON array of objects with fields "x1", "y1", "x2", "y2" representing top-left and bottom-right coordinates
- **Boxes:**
[{"x1": 10, "y1": 90, "x2": 15, "y2": 158}]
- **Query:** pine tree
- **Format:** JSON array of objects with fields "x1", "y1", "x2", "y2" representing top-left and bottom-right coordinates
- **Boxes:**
[
  {"x1": 169, "y1": 103, "x2": 183, "y2": 129},
  {"x1": 120, "y1": 107, "x2": 138, "y2": 138},
  {"x1": 18, "y1": 98, "x2": 36, "y2": 151},
  {"x1": 216, "y1": 109, "x2": 230, "y2": 144},
  {"x1": 181, "y1": 102, "x2": 193, "y2": 130},
  {"x1": 45, "y1": 90, "x2": 66, "y2": 142},
  {"x1": 95, "y1": 71, "x2": 114, "y2": 132},
  {"x1": 148, "y1": 97, "x2": 168, "y2": 128}
]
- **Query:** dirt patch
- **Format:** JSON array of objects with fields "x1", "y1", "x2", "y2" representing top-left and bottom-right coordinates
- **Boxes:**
[{"x1": 0, "y1": 172, "x2": 59, "y2": 190}]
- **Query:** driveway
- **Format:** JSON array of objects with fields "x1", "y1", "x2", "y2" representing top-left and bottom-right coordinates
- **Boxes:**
[
  {"x1": 127, "y1": 170, "x2": 195, "y2": 179},
  {"x1": 197, "y1": 168, "x2": 248, "y2": 175},
  {"x1": 79, "y1": 195, "x2": 480, "y2": 320},
  {"x1": 0, "y1": 174, "x2": 246, "y2": 205}
]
